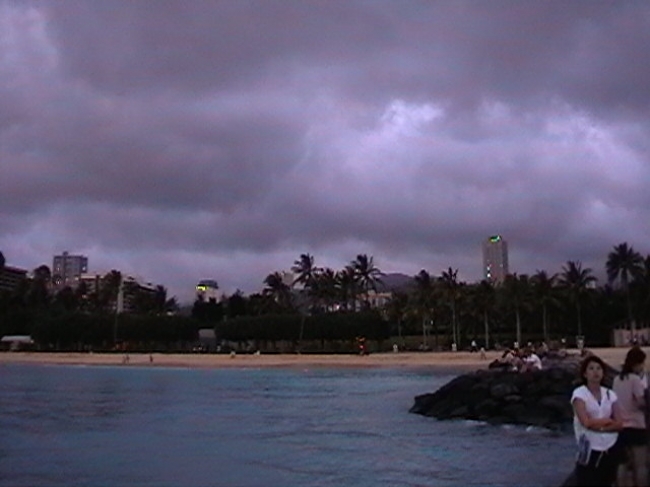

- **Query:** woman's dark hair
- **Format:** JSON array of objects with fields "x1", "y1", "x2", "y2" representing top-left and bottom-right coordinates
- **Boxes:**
[
  {"x1": 579, "y1": 355, "x2": 608, "y2": 384},
  {"x1": 620, "y1": 346, "x2": 646, "y2": 380}
]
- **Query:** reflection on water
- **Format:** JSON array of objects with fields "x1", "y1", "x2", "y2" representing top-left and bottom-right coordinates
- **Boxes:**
[{"x1": 0, "y1": 364, "x2": 575, "y2": 487}]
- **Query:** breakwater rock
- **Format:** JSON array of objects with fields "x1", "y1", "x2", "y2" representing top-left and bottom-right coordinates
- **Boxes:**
[{"x1": 409, "y1": 353, "x2": 616, "y2": 430}]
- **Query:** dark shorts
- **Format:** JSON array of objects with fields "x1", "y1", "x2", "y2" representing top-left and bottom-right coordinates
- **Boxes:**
[
  {"x1": 619, "y1": 428, "x2": 647, "y2": 447},
  {"x1": 575, "y1": 448, "x2": 619, "y2": 486}
]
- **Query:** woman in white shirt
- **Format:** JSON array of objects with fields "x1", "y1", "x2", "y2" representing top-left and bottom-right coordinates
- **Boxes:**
[
  {"x1": 572, "y1": 355, "x2": 624, "y2": 486},
  {"x1": 612, "y1": 346, "x2": 647, "y2": 487}
]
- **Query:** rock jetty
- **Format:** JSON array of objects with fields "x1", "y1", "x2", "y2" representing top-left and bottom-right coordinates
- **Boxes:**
[{"x1": 409, "y1": 352, "x2": 616, "y2": 430}]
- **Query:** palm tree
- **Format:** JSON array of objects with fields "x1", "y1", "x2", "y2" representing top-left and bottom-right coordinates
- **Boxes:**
[
  {"x1": 263, "y1": 272, "x2": 292, "y2": 311},
  {"x1": 412, "y1": 270, "x2": 435, "y2": 349},
  {"x1": 531, "y1": 270, "x2": 559, "y2": 343},
  {"x1": 101, "y1": 270, "x2": 122, "y2": 309},
  {"x1": 633, "y1": 255, "x2": 650, "y2": 328},
  {"x1": 385, "y1": 291, "x2": 409, "y2": 346},
  {"x1": 0, "y1": 251, "x2": 5, "y2": 270},
  {"x1": 291, "y1": 254, "x2": 319, "y2": 350},
  {"x1": 164, "y1": 296, "x2": 179, "y2": 314},
  {"x1": 472, "y1": 280, "x2": 495, "y2": 349},
  {"x1": 291, "y1": 253, "x2": 317, "y2": 290},
  {"x1": 29, "y1": 264, "x2": 52, "y2": 308},
  {"x1": 312, "y1": 267, "x2": 339, "y2": 312},
  {"x1": 101, "y1": 270, "x2": 122, "y2": 345},
  {"x1": 75, "y1": 280, "x2": 89, "y2": 312},
  {"x1": 350, "y1": 254, "x2": 384, "y2": 309},
  {"x1": 501, "y1": 273, "x2": 531, "y2": 348},
  {"x1": 151, "y1": 285, "x2": 167, "y2": 314},
  {"x1": 440, "y1": 267, "x2": 460, "y2": 347},
  {"x1": 337, "y1": 265, "x2": 358, "y2": 311},
  {"x1": 606, "y1": 242, "x2": 643, "y2": 331},
  {"x1": 33, "y1": 264, "x2": 51, "y2": 282},
  {"x1": 559, "y1": 261, "x2": 597, "y2": 337}
]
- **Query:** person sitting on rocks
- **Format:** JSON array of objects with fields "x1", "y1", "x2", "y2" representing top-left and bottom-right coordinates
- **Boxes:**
[
  {"x1": 498, "y1": 348, "x2": 520, "y2": 371},
  {"x1": 538, "y1": 341, "x2": 549, "y2": 358},
  {"x1": 521, "y1": 348, "x2": 543, "y2": 372},
  {"x1": 489, "y1": 349, "x2": 513, "y2": 370}
]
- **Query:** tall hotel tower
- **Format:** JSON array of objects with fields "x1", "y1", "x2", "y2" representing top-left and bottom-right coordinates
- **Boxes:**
[
  {"x1": 482, "y1": 235, "x2": 509, "y2": 284},
  {"x1": 52, "y1": 251, "x2": 88, "y2": 288}
]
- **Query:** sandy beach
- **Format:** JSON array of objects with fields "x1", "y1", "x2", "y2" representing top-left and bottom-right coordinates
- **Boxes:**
[{"x1": 0, "y1": 347, "x2": 644, "y2": 372}]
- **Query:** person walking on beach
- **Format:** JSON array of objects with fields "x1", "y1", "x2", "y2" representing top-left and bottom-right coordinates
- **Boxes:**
[
  {"x1": 612, "y1": 347, "x2": 648, "y2": 487},
  {"x1": 572, "y1": 355, "x2": 624, "y2": 486}
]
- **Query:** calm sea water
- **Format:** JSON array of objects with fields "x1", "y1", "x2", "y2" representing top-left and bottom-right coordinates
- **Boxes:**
[{"x1": 0, "y1": 363, "x2": 576, "y2": 487}]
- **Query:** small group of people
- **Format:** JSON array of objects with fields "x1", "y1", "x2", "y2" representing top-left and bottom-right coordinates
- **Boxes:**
[
  {"x1": 571, "y1": 347, "x2": 648, "y2": 486},
  {"x1": 493, "y1": 345, "x2": 543, "y2": 372}
]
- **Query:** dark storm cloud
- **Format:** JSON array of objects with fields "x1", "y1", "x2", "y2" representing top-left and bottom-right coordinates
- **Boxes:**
[
  {"x1": 41, "y1": 1, "x2": 650, "y2": 117},
  {"x1": 2, "y1": 0, "x2": 650, "y2": 301}
]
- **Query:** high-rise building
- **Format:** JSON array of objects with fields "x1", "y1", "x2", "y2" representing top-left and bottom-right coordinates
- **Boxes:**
[
  {"x1": 52, "y1": 251, "x2": 88, "y2": 288},
  {"x1": 79, "y1": 271, "x2": 161, "y2": 314},
  {"x1": 196, "y1": 279, "x2": 220, "y2": 302},
  {"x1": 482, "y1": 235, "x2": 509, "y2": 284},
  {"x1": 0, "y1": 264, "x2": 28, "y2": 293}
]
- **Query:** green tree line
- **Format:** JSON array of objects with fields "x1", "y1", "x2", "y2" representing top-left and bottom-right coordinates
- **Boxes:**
[{"x1": 1, "y1": 245, "x2": 650, "y2": 351}]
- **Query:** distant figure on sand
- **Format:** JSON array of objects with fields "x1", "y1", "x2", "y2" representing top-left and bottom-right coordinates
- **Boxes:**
[
  {"x1": 470, "y1": 340, "x2": 478, "y2": 353},
  {"x1": 612, "y1": 347, "x2": 647, "y2": 487},
  {"x1": 357, "y1": 336, "x2": 367, "y2": 356},
  {"x1": 571, "y1": 355, "x2": 623, "y2": 486}
]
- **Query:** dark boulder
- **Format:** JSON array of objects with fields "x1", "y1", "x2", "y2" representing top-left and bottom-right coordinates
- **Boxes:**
[{"x1": 410, "y1": 353, "x2": 618, "y2": 430}]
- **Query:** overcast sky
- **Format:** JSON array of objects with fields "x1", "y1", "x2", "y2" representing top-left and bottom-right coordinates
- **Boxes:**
[{"x1": 2, "y1": 1, "x2": 650, "y2": 303}]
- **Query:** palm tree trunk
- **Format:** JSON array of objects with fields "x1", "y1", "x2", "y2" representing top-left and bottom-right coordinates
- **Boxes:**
[
  {"x1": 421, "y1": 317, "x2": 428, "y2": 349},
  {"x1": 298, "y1": 315, "x2": 306, "y2": 353},
  {"x1": 451, "y1": 301, "x2": 457, "y2": 346},
  {"x1": 542, "y1": 305, "x2": 548, "y2": 343},
  {"x1": 577, "y1": 302, "x2": 582, "y2": 337},
  {"x1": 433, "y1": 318, "x2": 438, "y2": 349},
  {"x1": 397, "y1": 318, "x2": 403, "y2": 343},
  {"x1": 515, "y1": 307, "x2": 521, "y2": 347},
  {"x1": 626, "y1": 289, "x2": 635, "y2": 333},
  {"x1": 483, "y1": 310, "x2": 489, "y2": 350}
]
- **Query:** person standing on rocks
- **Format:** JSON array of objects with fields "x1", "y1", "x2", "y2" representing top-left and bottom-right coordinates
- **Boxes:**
[
  {"x1": 612, "y1": 347, "x2": 647, "y2": 487},
  {"x1": 572, "y1": 355, "x2": 624, "y2": 486}
]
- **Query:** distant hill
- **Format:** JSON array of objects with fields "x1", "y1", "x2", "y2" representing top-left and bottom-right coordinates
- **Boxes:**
[{"x1": 378, "y1": 273, "x2": 415, "y2": 292}]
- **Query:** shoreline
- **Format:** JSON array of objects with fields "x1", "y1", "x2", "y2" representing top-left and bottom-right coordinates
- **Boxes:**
[
  {"x1": 0, "y1": 350, "x2": 494, "y2": 373},
  {"x1": 0, "y1": 347, "x2": 639, "y2": 372}
]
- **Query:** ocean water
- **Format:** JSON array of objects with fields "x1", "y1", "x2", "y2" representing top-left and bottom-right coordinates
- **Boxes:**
[{"x1": 0, "y1": 363, "x2": 576, "y2": 487}]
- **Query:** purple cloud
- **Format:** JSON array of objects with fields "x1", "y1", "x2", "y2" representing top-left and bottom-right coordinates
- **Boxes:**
[{"x1": 2, "y1": 1, "x2": 650, "y2": 301}]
